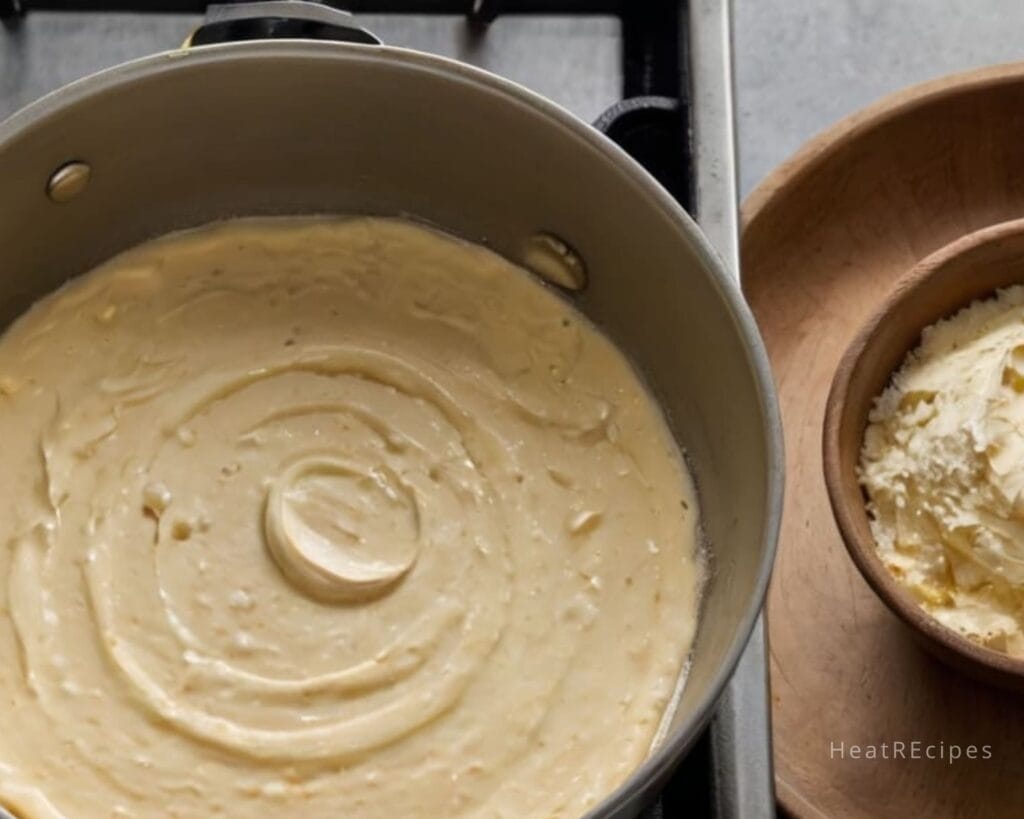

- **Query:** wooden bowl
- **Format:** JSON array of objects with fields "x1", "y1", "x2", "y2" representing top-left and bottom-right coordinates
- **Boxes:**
[
  {"x1": 823, "y1": 216, "x2": 1024, "y2": 690},
  {"x1": 744, "y1": 62, "x2": 1024, "y2": 816}
]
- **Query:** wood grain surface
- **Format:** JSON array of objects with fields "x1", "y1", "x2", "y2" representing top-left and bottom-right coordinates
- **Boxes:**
[
  {"x1": 741, "y1": 63, "x2": 1024, "y2": 819},
  {"x1": 824, "y1": 218, "x2": 1024, "y2": 692}
]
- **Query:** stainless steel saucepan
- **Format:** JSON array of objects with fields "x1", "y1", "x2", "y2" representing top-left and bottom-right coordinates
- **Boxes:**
[{"x1": 0, "y1": 4, "x2": 782, "y2": 817}]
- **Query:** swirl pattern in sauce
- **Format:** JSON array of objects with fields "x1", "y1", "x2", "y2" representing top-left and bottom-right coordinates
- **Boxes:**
[{"x1": 0, "y1": 218, "x2": 700, "y2": 819}]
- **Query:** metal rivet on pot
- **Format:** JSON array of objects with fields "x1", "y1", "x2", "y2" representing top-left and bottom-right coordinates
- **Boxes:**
[
  {"x1": 46, "y1": 161, "x2": 91, "y2": 203},
  {"x1": 521, "y1": 232, "x2": 587, "y2": 291}
]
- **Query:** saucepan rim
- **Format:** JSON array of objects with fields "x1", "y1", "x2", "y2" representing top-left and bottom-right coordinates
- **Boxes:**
[{"x1": 0, "y1": 39, "x2": 783, "y2": 817}]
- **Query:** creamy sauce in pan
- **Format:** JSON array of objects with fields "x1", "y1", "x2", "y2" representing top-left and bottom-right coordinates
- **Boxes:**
[{"x1": 0, "y1": 217, "x2": 700, "y2": 818}]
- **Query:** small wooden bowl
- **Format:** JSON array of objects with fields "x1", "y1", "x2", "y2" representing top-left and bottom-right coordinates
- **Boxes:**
[{"x1": 823, "y1": 216, "x2": 1024, "y2": 690}]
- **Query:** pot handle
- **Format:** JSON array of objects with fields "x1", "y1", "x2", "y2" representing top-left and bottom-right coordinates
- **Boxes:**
[{"x1": 186, "y1": 1, "x2": 380, "y2": 48}]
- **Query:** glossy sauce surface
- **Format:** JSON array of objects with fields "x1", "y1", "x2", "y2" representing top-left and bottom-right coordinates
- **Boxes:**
[{"x1": 0, "y1": 218, "x2": 700, "y2": 818}]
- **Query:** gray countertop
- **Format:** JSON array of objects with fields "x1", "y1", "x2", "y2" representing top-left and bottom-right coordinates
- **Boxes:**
[
  {"x1": 735, "y1": 0, "x2": 1024, "y2": 195},
  {"x1": 5, "y1": 1, "x2": 1024, "y2": 196}
]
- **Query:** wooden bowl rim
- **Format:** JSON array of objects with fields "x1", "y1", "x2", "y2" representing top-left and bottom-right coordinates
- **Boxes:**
[
  {"x1": 823, "y1": 216, "x2": 1024, "y2": 682},
  {"x1": 743, "y1": 60, "x2": 1024, "y2": 231}
]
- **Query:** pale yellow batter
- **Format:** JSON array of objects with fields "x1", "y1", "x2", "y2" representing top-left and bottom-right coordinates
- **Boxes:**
[{"x1": 0, "y1": 217, "x2": 700, "y2": 819}]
